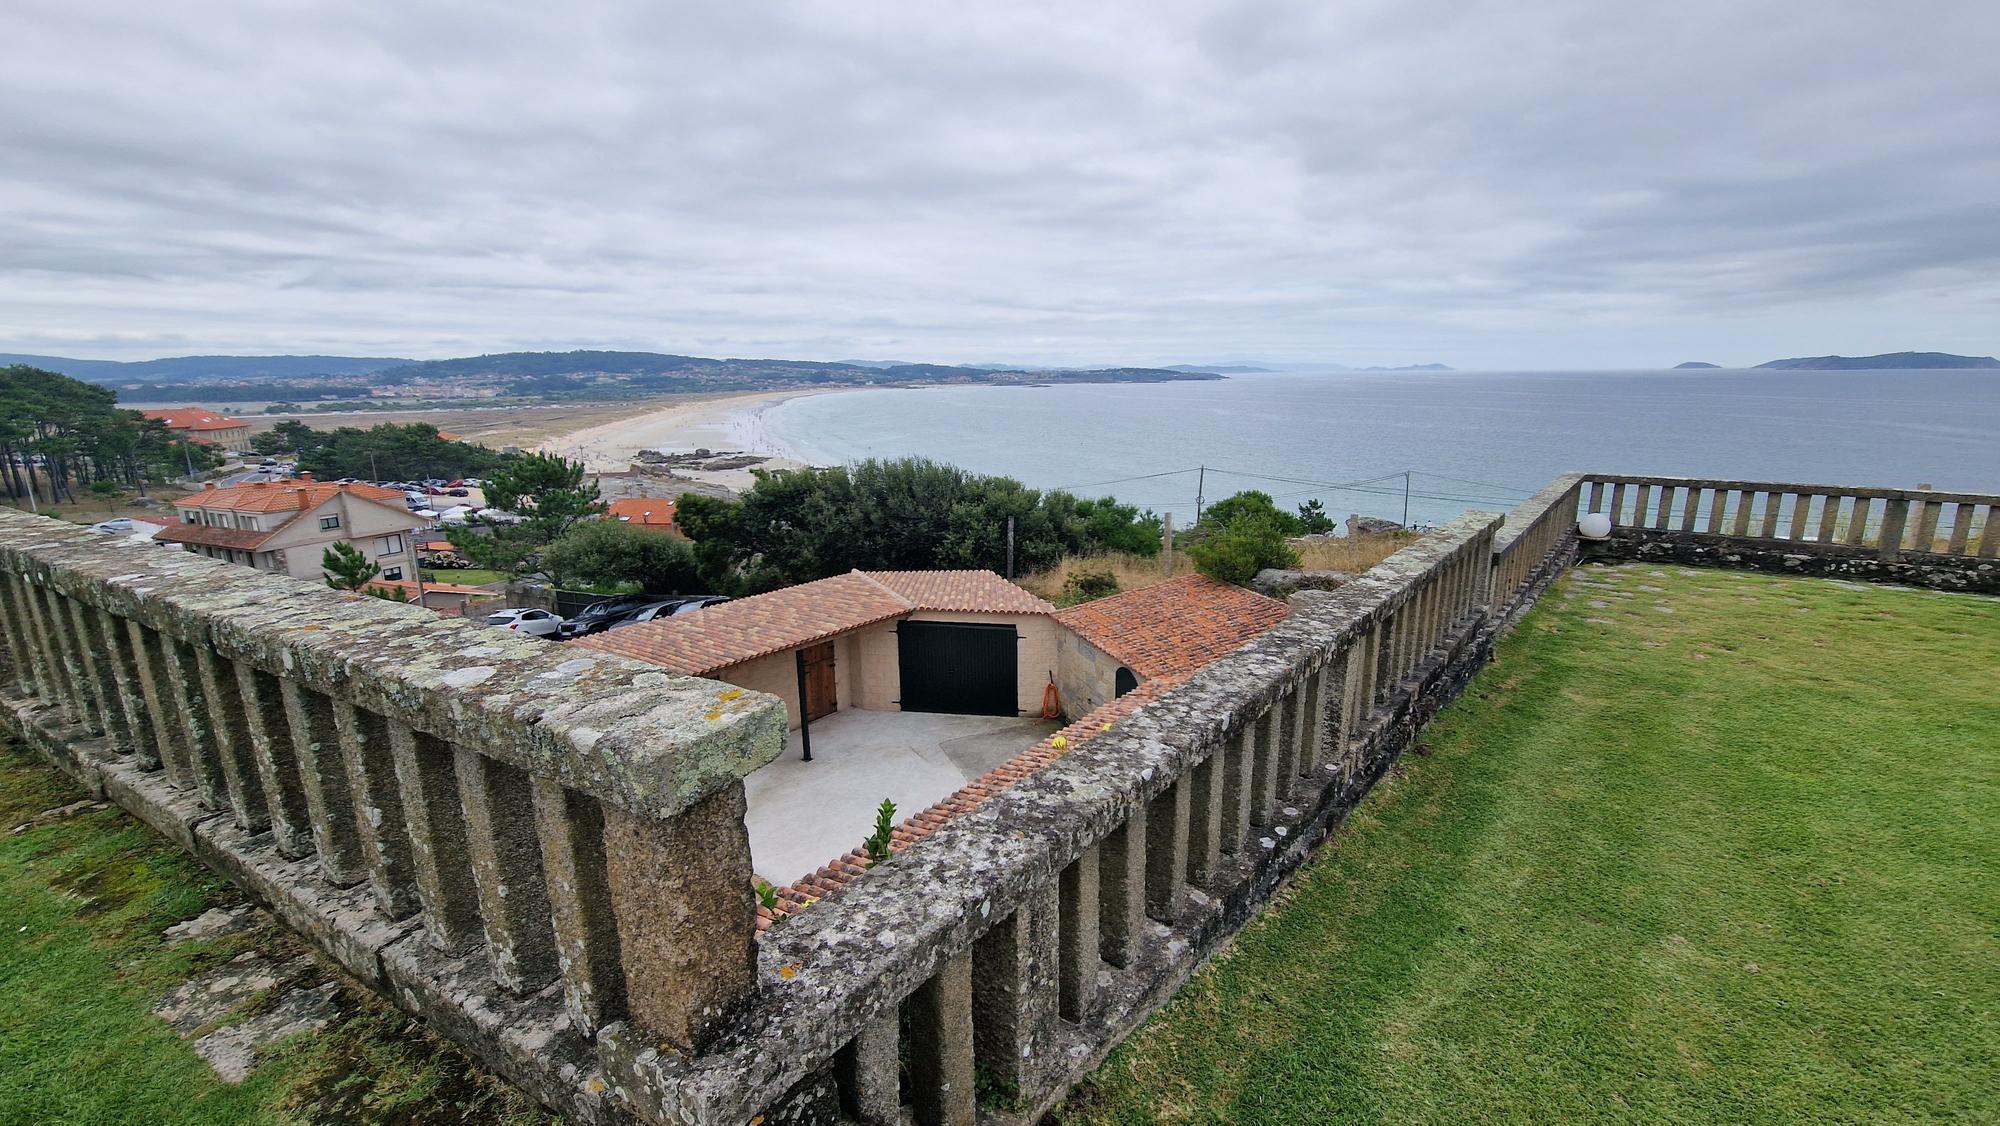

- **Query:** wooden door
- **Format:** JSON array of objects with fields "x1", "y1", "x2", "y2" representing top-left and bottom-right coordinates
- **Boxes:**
[{"x1": 802, "y1": 641, "x2": 838, "y2": 722}]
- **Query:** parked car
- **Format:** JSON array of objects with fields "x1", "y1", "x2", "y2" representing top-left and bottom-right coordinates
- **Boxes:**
[
  {"x1": 555, "y1": 595, "x2": 657, "y2": 638},
  {"x1": 670, "y1": 595, "x2": 732, "y2": 616},
  {"x1": 603, "y1": 599, "x2": 692, "y2": 630},
  {"x1": 483, "y1": 608, "x2": 565, "y2": 638}
]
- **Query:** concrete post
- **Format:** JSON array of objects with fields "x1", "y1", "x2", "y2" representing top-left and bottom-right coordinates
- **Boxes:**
[
  {"x1": 1144, "y1": 775, "x2": 1190, "y2": 922},
  {"x1": 64, "y1": 597, "x2": 121, "y2": 741},
  {"x1": 95, "y1": 607, "x2": 157, "y2": 769},
  {"x1": 1218, "y1": 723, "x2": 1255, "y2": 856},
  {"x1": 1185, "y1": 745, "x2": 1224, "y2": 886},
  {"x1": 233, "y1": 663, "x2": 316, "y2": 859},
  {"x1": 190, "y1": 646, "x2": 268, "y2": 830},
  {"x1": 34, "y1": 585, "x2": 84, "y2": 724},
  {"x1": 159, "y1": 636, "x2": 226, "y2": 806},
  {"x1": 1248, "y1": 708, "x2": 1278, "y2": 827}
]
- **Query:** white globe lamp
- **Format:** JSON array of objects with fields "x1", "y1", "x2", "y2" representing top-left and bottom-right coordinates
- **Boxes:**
[{"x1": 1578, "y1": 512, "x2": 1613, "y2": 540}]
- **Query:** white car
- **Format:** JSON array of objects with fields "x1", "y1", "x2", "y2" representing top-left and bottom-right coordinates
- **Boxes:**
[{"x1": 484, "y1": 608, "x2": 565, "y2": 638}]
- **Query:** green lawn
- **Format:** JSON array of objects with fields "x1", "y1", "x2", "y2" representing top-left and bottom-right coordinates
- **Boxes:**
[
  {"x1": 420, "y1": 567, "x2": 508, "y2": 588},
  {"x1": 0, "y1": 739, "x2": 550, "y2": 1125},
  {"x1": 1064, "y1": 565, "x2": 1998, "y2": 1124}
]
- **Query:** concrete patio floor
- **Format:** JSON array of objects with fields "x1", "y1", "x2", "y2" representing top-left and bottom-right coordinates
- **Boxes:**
[{"x1": 742, "y1": 710, "x2": 1061, "y2": 886}]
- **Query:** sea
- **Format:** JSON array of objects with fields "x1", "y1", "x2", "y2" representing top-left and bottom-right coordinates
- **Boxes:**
[{"x1": 758, "y1": 369, "x2": 2000, "y2": 529}]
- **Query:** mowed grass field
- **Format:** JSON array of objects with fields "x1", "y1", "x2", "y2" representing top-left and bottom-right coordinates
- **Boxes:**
[{"x1": 1064, "y1": 564, "x2": 1998, "y2": 1124}]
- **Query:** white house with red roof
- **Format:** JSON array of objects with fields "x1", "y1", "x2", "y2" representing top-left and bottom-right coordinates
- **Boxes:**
[
  {"x1": 141, "y1": 407, "x2": 252, "y2": 452},
  {"x1": 158, "y1": 475, "x2": 423, "y2": 582}
]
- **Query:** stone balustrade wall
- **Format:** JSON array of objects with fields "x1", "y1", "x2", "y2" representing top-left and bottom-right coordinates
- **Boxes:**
[
  {"x1": 1574, "y1": 475, "x2": 2000, "y2": 592},
  {"x1": 0, "y1": 506, "x2": 787, "y2": 1124}
]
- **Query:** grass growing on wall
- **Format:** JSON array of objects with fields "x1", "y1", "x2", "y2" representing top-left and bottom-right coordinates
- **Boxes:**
[
  {"x1": 1063, "y1": 565, "x2": 2000, "y2": 1124},
  {"x1": 0, "y1": 738, "x2": 552, "y2": 1125}
]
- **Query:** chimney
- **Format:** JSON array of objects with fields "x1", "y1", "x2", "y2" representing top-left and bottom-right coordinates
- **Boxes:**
[
  {"x1": 298, "y1": 471, "x2": 313, "y2": 482},
  {"x1": 203, "y1": 482, "x2": 216, "y2": 490}
]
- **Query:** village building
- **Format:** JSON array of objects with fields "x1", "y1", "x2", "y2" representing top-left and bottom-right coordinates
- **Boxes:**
[
  {"x1": 140, "y1": 407, "x2": 252, "y2": 452},
  {"x1": 603, "y1": 496, "x2": 679, "y2": 532},
  {"x1": 155, "y1": 475, "x2": 422, "y2": 582}
]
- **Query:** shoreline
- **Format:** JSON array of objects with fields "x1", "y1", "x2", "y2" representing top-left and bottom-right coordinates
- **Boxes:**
[{"x1": 537, "y1": 386, "x2": 853, "y2": 491}]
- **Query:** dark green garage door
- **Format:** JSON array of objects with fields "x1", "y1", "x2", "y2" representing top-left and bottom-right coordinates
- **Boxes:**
[{"x1": 897, "y1": 620, "x2": 1018, "y2": 716}]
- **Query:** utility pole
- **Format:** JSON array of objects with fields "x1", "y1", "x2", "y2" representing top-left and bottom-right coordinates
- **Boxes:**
[
  {"x1": 1004, "y1": 516, "x2": 1016, "y2": 580},
  {"x1": 1161, "y1": 511, "x2": 1174, "y2": 574},
  {"x1": 1402, "y1": 471, "x2": 1411, "y2": 529},
  {"x1": 1194, "y1": 465, "x2": 1206, "y2": 525}
]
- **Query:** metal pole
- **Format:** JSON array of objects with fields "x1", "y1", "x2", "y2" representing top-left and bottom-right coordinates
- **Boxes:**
[
  {"x1": 1195, "y1": 465, "x2": 1206, "y2": 524},
  {"x1": 1402, "y1": 472, "x2": 1411, "y2": 528},
  {"x1": 794, "y1": 649, "x2": 813, "y2": 762}
]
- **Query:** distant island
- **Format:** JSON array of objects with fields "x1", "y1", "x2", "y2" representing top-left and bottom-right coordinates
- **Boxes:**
[
  {"x1": 1166, "y1": 363, "x2": 1275, "y2": 374},
  {"x1": 1360, "y1": 363, "x2": 1454, "y2": 372},
  {"x1": 1754, "y1": 351, "x2": 1998, "y2": 370},
  {"x1": 1674, "y1": 361, "x2": 1721, "y2": 369}
]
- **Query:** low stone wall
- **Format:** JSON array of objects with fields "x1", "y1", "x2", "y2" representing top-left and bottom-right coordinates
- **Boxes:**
[{"x1": 1586, "y1": 529, "x2": 2000, "y2": 592}]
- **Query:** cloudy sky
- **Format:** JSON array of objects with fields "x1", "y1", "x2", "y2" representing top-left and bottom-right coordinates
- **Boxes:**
[{"x1": 1, "y1": 1, "x2": 1994, "y2": 369}]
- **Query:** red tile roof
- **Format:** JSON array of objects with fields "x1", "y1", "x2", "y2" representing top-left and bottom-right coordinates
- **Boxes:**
[
  {"x1": 155, "y1": 523, "x2": 275, "y2": 551},
  {"x1": 142, "y1": 407, "x2": 248, "y2": 433},
  {"x1": 604, "y1": 497, "x2": 679, "y2": 530},
  {"x1": 575, "y1": 569, "x2": 1052, "y2": 675},
  {"x1": 1056, "y1": 574, "x2": 1288, "y2": 678},
  {"x1": 868, "y1": 570, "x2": 1055, "y2": 615},
  {"x1": 181, "y1": 480, "x2": 404, "y2": 514}
]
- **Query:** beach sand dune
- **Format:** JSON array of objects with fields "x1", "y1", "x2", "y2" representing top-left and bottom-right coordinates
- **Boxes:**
[{"x1": 537, "y1": 388, "x2": 834, "y2": 491}]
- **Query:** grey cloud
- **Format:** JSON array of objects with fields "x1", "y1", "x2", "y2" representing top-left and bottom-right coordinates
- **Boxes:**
[{"x1": 0, "y1": 0, "x2": 1994, "y2": 368}]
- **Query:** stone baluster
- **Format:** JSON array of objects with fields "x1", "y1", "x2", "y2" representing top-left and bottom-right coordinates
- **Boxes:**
[
  {"x1": 234, "y1": 664, "x2": 316, "y2": 859},
  {"x1": 1218, "y1": 723, "x2": 1255, "y2": 856},
  {"x1": 387, "y1": 722, "x2": 484, "y2": 953},
  {"x1": 1787, "y1": 493, "x2": 1812, "y2": 542},
  {"x1": 1185, "y1": 743, "x2": 1225, "y2": 886},
  {"x1": 972, "y1": 883, "x2": 1060, "y2": 1100},
  {"x1": 333, "y1": 701, "x2": 421, "y2": 919},
  {"x1": 1, "y1": 573, "x2": 47, "y2": 698},
  {"x1": 1945, "y1": 503, "x2": 1973, "y2": 555},
  {"x1": 454, "y1": 748, "x2": 560, "y2": 992},
  {"x1": 835, "y1": 1013, "x2": 901, "y2": 1126},
  {"x1": 1097, "y1": 804, "x2": 1147, "y2": 969},
  {"x1": 1705, "y1": 488, "x2": 1728, "y2": 534},
  {"x1": 1247, "y1": 707, "x2": 1279, "y2": 826},
  {"x1": 600, "y1": 782, "x2": 760, "y2": 1050},
  {"x1": 1058, "y1": 846, "x2": 1100, "y2": 1020},
  {"x1": 1144, "y1": 774, "x2": 1190, "y2": 921},
  {"x1": 1632, "y1": 482, "x2": 1651, "y2": 528},
  {"x1": 64, "y1": 598, "x2": 123, "y2": 743},
  {"x1": 1876, "y1": 498, "x2": 1910, "y2": 559},
  {"x1": 34, "y1": 585, "x2": 85, "y2": 724},
  {"x1": 531, "y1": 781, "x2": 627, "y2": 1033},
  {"x1": 158, "y1": 640, "x2": 227, "y2": 811},
  {"x1": 1912, "y1": 496, "x2": 1942, "y2": 552},
  {"x1": 190, "y1": 647, "x2": 269, "y2": 830},
  {"x1": 906, "y1": 951, "x2": 976, "y2": 1126},
  {"x1": 1271, "y1": 686, "x2": 1302, "y2": 801},
  {"x1": 277, "y1": 681, "x2": 368, "y2": 885},
  {"x1": 126, "y1": 621, "x2": 195, "y2": 791},
  {"x1": 1978, "y1": 505, "x2": 2000, "y2": 558},
  {"x1": 94, "y1": 607, "x2": 157, "y2": 769},
  {"x1": 1816, "y1": 494, "x2": 1841, "y2": 544},
  {"x1": 1759, "y1": 492, "x2": 1783, "y2": 538}
]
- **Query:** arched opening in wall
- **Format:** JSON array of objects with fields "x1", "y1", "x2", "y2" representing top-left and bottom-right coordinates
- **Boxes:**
[{"x1": 1114, "y1": 666, "x2": 1139, "y2": 698}]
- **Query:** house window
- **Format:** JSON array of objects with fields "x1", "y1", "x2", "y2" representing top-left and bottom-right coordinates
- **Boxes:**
[
  {"x1": 319, "y1": 515, "x2": 341, "y2": 530},
  {"x1": 181, "y1": 511, "x2": 197, "y2": 523},
  {"x1": 377, "y1": 534, "x2": 404, "y2": 556},
  {"x1": 381, "y1": 566, "x2": 404, "y2": 581}
]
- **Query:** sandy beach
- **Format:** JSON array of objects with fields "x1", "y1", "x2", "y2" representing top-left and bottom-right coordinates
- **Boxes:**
[{"x1": 536, "y1": 387, "x2": 843, "y2": 491}]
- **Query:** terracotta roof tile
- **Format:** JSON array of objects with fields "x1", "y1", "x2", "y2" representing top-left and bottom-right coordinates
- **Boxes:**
[
  {"x1": 604, "y1": 497, "x2": 679, "y2": 529},
  {"x1": 867, "y1": 570, "x2": 1054, "y2": 614},
  {"x1": 573, "y1": 571, "x2": 915, "y2": 674},
  {"x1": 155, "y1": 523, "x2": 275, "y2": 551},
  {"x1": 1056, "y1": 574, "x2": 1288, "y2": 678},
  {"x1": 573, "y1": 569, "x2": 1050, "y2": 675},
  {"x1": 143, "y1": 407, "x2": 248, "y2": 432},
  {"x1": 180, "y1": 480, "x2": 404, "y2": 514}
]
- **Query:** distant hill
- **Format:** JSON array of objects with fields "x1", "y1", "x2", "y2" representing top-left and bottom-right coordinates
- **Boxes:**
[
  {"x1": 1754, "y1": 351, "x2": 1998, "y2": 370},
  {"x1": 1360, "y1": 363, "x2": 1454, "y2": 372},
  {"x1": 1166, "y1": 363, "x2": 1275, "y2": 374},
  {"x1": 0, "y1": 353, "x2": 412, "y2": 384},
  {"x1": 1674, "y1": 362, "x2": 1722, "y2": 369}
]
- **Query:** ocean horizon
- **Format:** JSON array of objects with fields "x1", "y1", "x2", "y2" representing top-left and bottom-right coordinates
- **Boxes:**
[{"x1": 758, "y1": 368, "x2": 2000, "y2": 529}]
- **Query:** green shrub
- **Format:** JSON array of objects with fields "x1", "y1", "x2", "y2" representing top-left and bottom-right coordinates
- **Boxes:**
[{"x1": 1059, "y1": 565, "x2": 1120, "y2": 606}]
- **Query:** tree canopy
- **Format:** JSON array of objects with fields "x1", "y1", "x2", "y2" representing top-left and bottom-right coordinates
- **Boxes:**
[
  {"x1": 0, "y1": 364, "x2": 220, "y2": 505},
  {"x1": 252, "y1": 420, "x2": 512, "y2": 481},
  {"x1": 675, "y1": 457, "x2": 1161, "y2": 594},
  {"x1": 540, "y1": 520, "x2": 701, "y2": 595},
  {"x1": 442, "y1": 452, "x2": 604, "y2": 583},
  {"x1": 1187, "y1": 489, "x2": 1302, "y2": 584}
]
